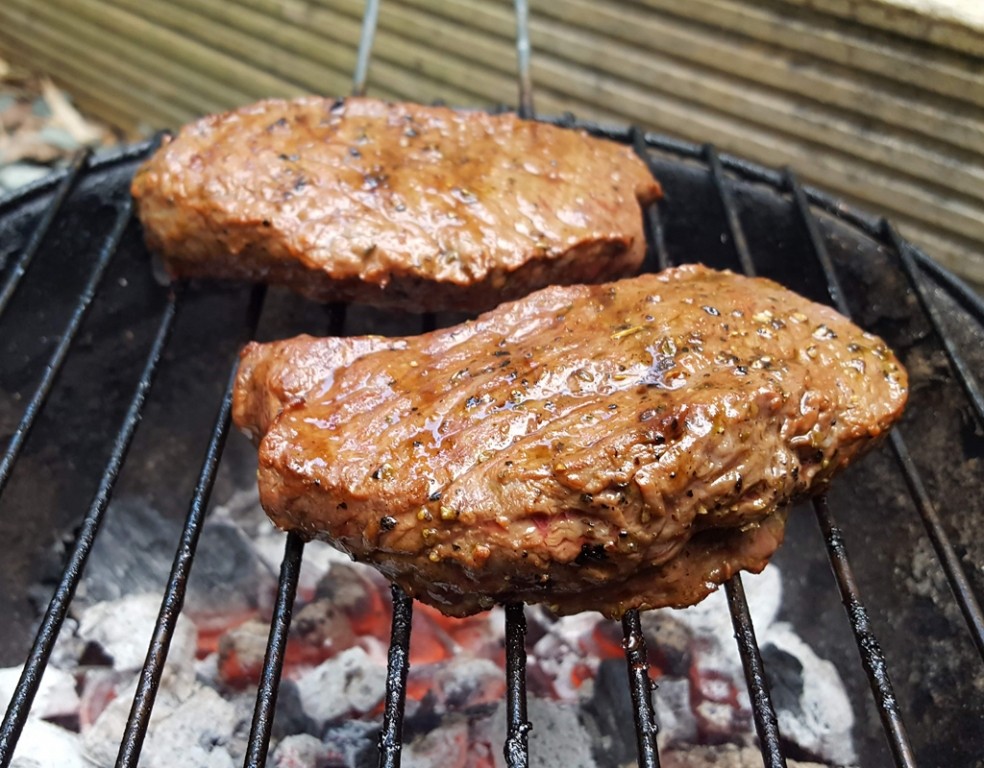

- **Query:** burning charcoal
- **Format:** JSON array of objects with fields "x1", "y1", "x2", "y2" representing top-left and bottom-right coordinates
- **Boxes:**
[
  {"x1": 7, "y1": 719, "x2": 84, "y2": 768},
  {"x1": 294, "y1": 647, "x2": 386, "y2": 729},
  {"x1": 319, "y1": 720, "x2": 379, "y2": 768},
  {"x1": 660, "y1": 744, "x2": 829, "y2": 767},
  {"x1": 652, "y1": 678, "x2": 698, "y2": 748},
  {"x1": 639, "y1": 611, "x2": 692, "y2": 677},
  {"x1": 402, "y1": 718, "x2": 469, "y2": 766},
  {"x1": 270, "y1": 734, "x2": 328, "y2": 768},
  {"x1": 0, "y1": 665, "x2": 78, "y2": 723},
  {"x1": 78, "y1": 668, "x2": 129, "y2": 729},
  {"x1": 80, "y1": 498, "x2": 267, "y2": 624},
  {"x1": 77, "y1": 498, "x2": 177, "y2": 605},
  {"x1": 759, "y1": 627, "x2": 855, "y2": 766},
  {"x1": 82, "y1": 674, "x2": 240, "y2": 768},
  {"x1": 529, "y1": 612, "x2": 608, "y2": 700},
  {"x1": 293, "y1": 598, "x2": 358, "y2": 660},
  {"x1": 314, "y1": 563, "x2": 384, "y2": 612},
  {"x1": 76, "y1": 593, "x2": 197, "y2": 674},
  {"x1": 184, "y1": 520, "x2": 267, "y2": 623},
  {"x1": 472, "y1": 697, "x2": 599, "y2": 768},
  {"x1": 408, "y1": 657, "x2": 505, "y2": 713},
  {"x1": 581, "y1": 658, "x2": 643, "y2": 766},
  {"x1": 217, "y1": 619, "x2": 271, "y2": 690},
  {"x1": 269, "y1": 680, "x2": 318, "y2": 739}
]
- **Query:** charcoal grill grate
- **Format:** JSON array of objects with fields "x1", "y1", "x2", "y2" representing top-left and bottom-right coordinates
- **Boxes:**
[{"x1": 0, "y1": 2, "x2": 982, "y2": 767}]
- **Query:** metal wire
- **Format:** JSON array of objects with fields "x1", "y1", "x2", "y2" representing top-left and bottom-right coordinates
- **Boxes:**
[
  {"x1": 787, "y1": 171, "x2": 984, "y2": 661},
  {"x1": 705, "y1": 145, "x2": 756, "y2": 277},
  {"x1": 813, "y1": 497, "x2": 917, "y2": 768},
  {"x1": 378, "y1": 586, "x2": 413, "y2": 768},
  {"x1": 724, "y1": 576, "x2": 787, "y2": 768},
  {"x1": 0, "y1": 192, "x2": 136, "y2": 498},
  {"x1": 504, "y1": 604, "x2": 530, "y2": 768},
  {"x1": 513, "y1": 0, "x2": 534, "y2": 119},
  {"x1": 352, "y1": 0, "x2": 380, "y2": 97},
  {"x1": 0, "y1": 289, "x2": 179, "y2": 768},
  {"x1": 883, "y1": 221, "x2": 984, "y2": 428},
  {"x1": 621, "y1": 610, "x2": 660, "y2": 768},
  {"x1": 631, "y1": 127, "x2": 670, "y2": 274},
  {"x1": 705, "y1": 144, "x2": 789, "y2": 767},
  {"x1": 115, "y1": 285, "x2": 266, "y2": 768},
  {"x1": 244, "y1": 532, "x2": 305, "y2": 768},
  {"x1": 0, "y1": 150, "x2": 90, "y2": 320}
]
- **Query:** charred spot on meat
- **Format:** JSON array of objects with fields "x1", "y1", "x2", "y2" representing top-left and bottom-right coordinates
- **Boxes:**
[
  {"x1": 130, "y1": 97, "x2": 661, "y2": 313},
  {"x1": 232, "y1": 265, "x2": 908, "y2": 618}
]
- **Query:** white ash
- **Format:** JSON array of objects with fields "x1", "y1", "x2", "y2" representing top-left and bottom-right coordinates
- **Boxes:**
[
  {"x1": 294, "y1": 647, "x2": 386, "y2": 729},
  {"x1": 474, "y1": 697, "x2": 599, "y2": 768},
  {"x1": 759, "y1": 627, "x2": 855, "y2": 766},
  {"x1": 660, "y1": 744, "x2": 830, "y2": 767},
  {"x1": 653, "y1": 678, "x2": 698, "y2": 747},
  {"x1": 8, "y1": 719, "x2": 84, "y2": 768},
  {"x1": 81, "y1": 668, "x2": 243, "y2": 768},
  {"x1": 0, "y1": 666, "x2": 78, "y2": 722},
  {"x1": 77, "y1": 593, "x2": 196, "y2": 674},
  {"x1": 638, "y1": 566, "x2": 857, "y2": 764},
  {"x1": 270, "y1": 734, "x2": 329, "y2": 768},
  {"x1": 529, "y1": 610, "x2": 606, "y2": 701}
]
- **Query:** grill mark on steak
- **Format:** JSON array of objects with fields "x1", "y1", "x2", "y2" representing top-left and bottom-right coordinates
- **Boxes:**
[
  {"x1": 233, "y1": 265, "x2": 908, "y2": 617},
  {"x1": 130, "y1": 97, "x2": 661, "y2": 312}
]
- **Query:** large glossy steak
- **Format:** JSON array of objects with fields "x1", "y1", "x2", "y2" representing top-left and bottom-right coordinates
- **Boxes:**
[{"x1": 233, "y1": 265, "x2": 908, "y2": 617}]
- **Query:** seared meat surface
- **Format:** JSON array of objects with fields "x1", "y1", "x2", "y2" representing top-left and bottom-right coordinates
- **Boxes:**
[
  {"x1": 233, "y1": 265, "x2": 908, "y2": 617},
  {"x1": 131, "y1": 97, "x2": 660, "y2": 312}
]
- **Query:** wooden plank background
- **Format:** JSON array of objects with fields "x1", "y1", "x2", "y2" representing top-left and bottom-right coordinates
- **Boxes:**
[{"x1": 1, "y1": 0, "x2": 982, "y2": 287}]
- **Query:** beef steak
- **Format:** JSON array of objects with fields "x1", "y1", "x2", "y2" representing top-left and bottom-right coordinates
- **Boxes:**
[
  {"x1": 131, "y1": 97, "x2": 661, "y2": 312},
  {"x1": 233, "y1": 265, "x2": 908, "y2": 617}
]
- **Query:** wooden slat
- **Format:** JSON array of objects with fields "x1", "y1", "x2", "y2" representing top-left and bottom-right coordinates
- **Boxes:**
[
  {"x1": 366, "y1": 0, "x2": 984, "y2": 206},
  {"x1": 775, "y1": 0, "x2": 984, "y2": 58},
  {"x1": 0, "y1": 0, "x2": 980, "y2": 286},
  {"x1": 2, "y1": 0, "x2": 249, "y2": 120},
  {"x1": 629, "y1": 0, "x2": 984, "y2": 108}
]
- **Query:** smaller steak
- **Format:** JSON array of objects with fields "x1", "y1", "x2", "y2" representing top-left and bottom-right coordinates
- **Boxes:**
[
  {"x1": 131, "y1": 97, "x2": 661, "y2": 312},
  {"x1": 233, "y1": 265, "x2": 908, "y2": 617}
]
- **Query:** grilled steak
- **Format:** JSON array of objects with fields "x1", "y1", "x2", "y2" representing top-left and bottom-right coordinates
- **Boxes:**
[
  {"x1": 131, "y1": 97, "x2": 661, "y2": 312},
  {"x1": 233, "y1": 265, "x2": 908, "y2": 617}
]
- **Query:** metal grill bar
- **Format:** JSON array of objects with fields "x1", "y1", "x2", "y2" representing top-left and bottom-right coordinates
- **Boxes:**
[
  {"x1": 513, "y1": 0, "x2": 534, "y2": 119},
  {"x1": 0, "y1": 193, "x2": 136, "y2": 497},
  {"x1": 378, "y1": 586, "x2": 413, "y2": 768},
  {"x1": 883, "y1": 222, "x2": 984, "y2": 427},
  {"x1": 704, "y1": 144, "x2": 788, "y2": 767},
  {"x1": 888, "y1": 431, "x2": 984, "y2": 658},
  {"x1": 631, "y1": 128, "x2": 669, "y2": 274},
  {"x1": 352, "y1": 0, "x2": 380, "y2": 97},
  {"x1": 0, "y1": 150, "x2": 90, "y2": 319},
  {"x1": 787, "y1": 173, "x2": 984, "y2": 660},
  {"x1": 504, "y1": 604, "x2": 530, "y2": 768},
  {"x1": 0, "y1": 289, "x2": 178, "y2": 768},
  {"x1": 244, "y1": 532, "x2": 305, "y2": 768},
  {"x1": 781, "y1": 172, "x2": 919, "y2": 765},
  {"x1": 813, "y1": 497, "x2": 917, "y2": 768},
  {"x1": 724, "y1": 577, "x2": 787, "y2": 768},
  {"x1": 621, "y1": 610, "x2": 660, "y2": 768},
  {"x1": 115, "y1": 285, "x2": 266, "y2": 768},
  {"x1": 705, "y1": 145, "x2": 756, "y2": 277}
]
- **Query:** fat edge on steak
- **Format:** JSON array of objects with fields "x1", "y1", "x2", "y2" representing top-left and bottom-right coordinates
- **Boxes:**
[{"x1": 233, "y1": 265, "x2": 908, "y2": 618}]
